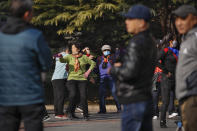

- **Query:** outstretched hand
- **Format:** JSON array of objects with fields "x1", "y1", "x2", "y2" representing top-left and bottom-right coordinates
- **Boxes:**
[
  {"x1": 57, "y1": 53, "x2": 63, "y2": 58},
  {"x1": 114, "y1": 62, "x2": 122, "y2": 67}
]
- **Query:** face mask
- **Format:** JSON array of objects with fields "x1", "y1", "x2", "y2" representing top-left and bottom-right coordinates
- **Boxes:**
[{"x1": 103, "y1": 51, "x2": 110, "y2": 56}]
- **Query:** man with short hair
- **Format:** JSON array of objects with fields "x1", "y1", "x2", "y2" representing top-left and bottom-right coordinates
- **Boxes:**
[
  {"x1": 110, "y1": 4, "x2": 157, "y2": 131},
  {"x1": 173, "y1": 5, "x2": 197, "y2": 131},
  {"x1": 0, "y1": 0, "x2": 52, "y2": 131}
]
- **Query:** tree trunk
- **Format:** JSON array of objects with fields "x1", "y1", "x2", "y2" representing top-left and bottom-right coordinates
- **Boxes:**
[{"x1": 160, "y1": 0, "x2": 170, "y2": 35}]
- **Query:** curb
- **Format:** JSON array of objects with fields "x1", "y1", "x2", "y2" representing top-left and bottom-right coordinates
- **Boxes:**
[{"x1": 46, "y1": 104, "x2": 118, "y2": 112}]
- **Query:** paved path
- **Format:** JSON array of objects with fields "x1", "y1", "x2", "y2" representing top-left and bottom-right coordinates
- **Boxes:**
[
  {"x1": 20, "y1": 112, "x2": 179, "y2": 131},
  {"x1": 19, "y1": 105, "x2": 180, "y2": 131}
]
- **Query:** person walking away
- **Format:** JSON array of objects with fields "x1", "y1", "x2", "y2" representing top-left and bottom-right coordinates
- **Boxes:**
[
  {"x1": 58, "y1": 43, "x2": 96, "y2": 121},
  {"x1": 173, "y1": 5, "x2": 197, "y2": 131},
  {"x1": 97, "y1": 45, "x2": 121, "y2": 114},
  {"x1": 152, "y1": 61, "x2": 162, "y2": 120},
  {"x1": 158, "y1": 37, "x2": 179, "y2": 128},
  {"x1": 152, "y1": 40, "x2": 163, "y2": 120},
  {"x1": 109, "y1": 4, "x2": 157, "y2": 131},
  {"x1": 0, "y1": 0, "x2": 52, "y2": 131},
  {"x1": 168, "y1": 40, "x2": 179, "y2": 119},
  {"x1": 52, "y1": 47, "x2": 70, "y2": 119}
]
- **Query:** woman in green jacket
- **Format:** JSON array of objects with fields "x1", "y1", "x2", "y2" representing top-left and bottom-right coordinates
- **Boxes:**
[{"x1": 59, "y1": 43, "x2": 96, "y2": 120}]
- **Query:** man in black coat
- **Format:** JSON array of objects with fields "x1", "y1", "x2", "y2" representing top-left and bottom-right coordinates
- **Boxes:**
[{"x1": 110, "y1": 4, "x2": 157, "y2": 131}]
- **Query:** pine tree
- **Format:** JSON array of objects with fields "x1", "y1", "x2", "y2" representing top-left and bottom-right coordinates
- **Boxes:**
[{"x1": 32, "y1": 0, "x2": 126, "y2": 35}]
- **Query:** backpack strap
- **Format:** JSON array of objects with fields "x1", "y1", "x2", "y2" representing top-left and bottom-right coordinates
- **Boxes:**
[
  {"x1": 168, "y1": 48, "x2": 178, "y2": 62},
  {"x1": 163, "y1": 48, "x2": 178, "y2": 62}
]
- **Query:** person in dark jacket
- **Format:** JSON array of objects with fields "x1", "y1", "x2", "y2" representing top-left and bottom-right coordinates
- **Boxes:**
[
  {"x1": 0, "y1": 0, "x2": 52, "y2": 131},
  {"x1": 157, "y1": 38, "x2": 179, "y2": 128},
  {"x1": 110, "y1": 4, "x2": 157, "y2": 131}
]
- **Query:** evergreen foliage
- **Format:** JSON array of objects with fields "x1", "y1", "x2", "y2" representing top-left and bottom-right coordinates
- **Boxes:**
[{"x1": 0, "y1": 0, "x2": 197, "y2": 50}]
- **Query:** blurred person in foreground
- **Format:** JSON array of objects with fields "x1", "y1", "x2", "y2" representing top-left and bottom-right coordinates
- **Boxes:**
[
  {"x1": 0, "y1": 0, "x2": 52, "y2": 131},
  {"x1": 173, "y1": 5, "x2": 197, "y2": 131},
  {"x1": 109, "y1": 4, "x2": 157, "y2": 131}
]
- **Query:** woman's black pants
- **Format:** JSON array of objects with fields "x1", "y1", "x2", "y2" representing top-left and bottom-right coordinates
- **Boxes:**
[
  {"x1": 67, "y1": 80, "x2": 88, "y2": 117},
  {"x1": 52, "y1": 79, "x2": 67, "y2": 116}
]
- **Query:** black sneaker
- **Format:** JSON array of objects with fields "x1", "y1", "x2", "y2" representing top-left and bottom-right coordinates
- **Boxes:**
[
  {"x1": 68, "y1": 113, "x2": 79, "y2": 120},
  {"x1": 97, "y1": 111, "x2": 106, "y2": 114},
  {"x1": 72, "y1": 114, "x2": 80, "y2": 119},
  {"x1": 160, "y1": 120, "x2": 167, "y2": 128},
  {"x1": 83, "y1": 116, "x2": 89, "y2": 121},
  {"x1": 117, "y1": 110, "x2": 121, "y2": 113}
]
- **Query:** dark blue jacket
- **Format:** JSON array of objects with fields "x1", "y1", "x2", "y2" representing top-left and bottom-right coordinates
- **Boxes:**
[{"x1": 0, "y1": 17, "x2": 52, "y2": 106}]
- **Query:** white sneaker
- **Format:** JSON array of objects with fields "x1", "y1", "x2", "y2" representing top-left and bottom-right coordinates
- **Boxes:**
[
  {"x1": 43, "y1": 115, "x2": 51, "y2": 122},
  {"x1": 168, "y1": 113, "x2": 178, "y2": 118},
  {"x1": 153, "y1": 116, "x2": 158, "y2": 120},
  {"x1": 76, "y1": 107, "x2": 83, "y2": 112}
]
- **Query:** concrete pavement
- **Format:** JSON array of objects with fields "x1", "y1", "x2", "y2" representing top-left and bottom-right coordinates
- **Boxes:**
[
  {"x1": 43, "y1": 112, "x2": 178, "y2": 131},
  {"x1": 19, "y1": 105, "x2": 179, "y2": 131}
]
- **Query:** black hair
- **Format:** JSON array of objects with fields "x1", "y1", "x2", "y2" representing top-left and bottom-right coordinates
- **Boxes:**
[
  {"x1": 59, "y1": 45, "x2": 70, "y2": 53},
  {"x1": 10, "y1": 0, "x2": 33, "y2": 18},
  {"x1": 71, "y1": 42, "x2": 82, "y2": 51}
]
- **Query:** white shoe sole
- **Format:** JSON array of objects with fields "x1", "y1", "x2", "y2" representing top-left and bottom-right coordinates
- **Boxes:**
[{"x1": 43, "y1": 117, "x2": 51, "y2": 122}]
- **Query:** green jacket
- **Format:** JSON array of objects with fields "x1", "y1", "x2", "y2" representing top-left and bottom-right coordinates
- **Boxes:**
[{"x1": 60, "y1": 54, "x2": 96, "y2": 81}]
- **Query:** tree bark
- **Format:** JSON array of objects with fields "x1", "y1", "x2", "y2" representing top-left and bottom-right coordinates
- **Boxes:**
[{"x1": 160, "y1": 0, "x2": 170, "y2": 35}]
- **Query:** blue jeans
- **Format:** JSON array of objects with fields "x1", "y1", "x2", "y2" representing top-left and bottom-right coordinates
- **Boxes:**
[
  {"x1": 99, "y1": 77, "x2": 121, "y2": 112},
  {"x1": 122, "y1": 100, "x2": 153, "y2": 131}
]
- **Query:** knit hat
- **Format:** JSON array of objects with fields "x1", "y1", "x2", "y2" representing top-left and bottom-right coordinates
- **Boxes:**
[{"x1": 101, "y1": 45, "x2": 111, "y2": 51}]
